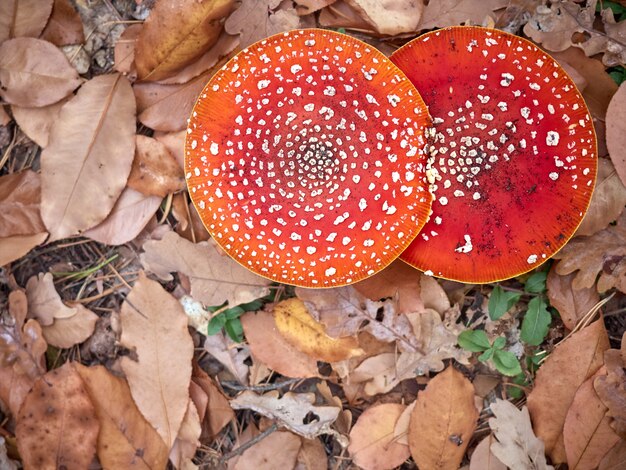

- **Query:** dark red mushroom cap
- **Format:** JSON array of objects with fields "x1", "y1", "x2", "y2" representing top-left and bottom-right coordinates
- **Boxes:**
[
  {"x1": 185, "y1": 29, "x2": 432, "y2": 287},
  {"x1": 390, "y1": 26, "x2": 597, "y2": 283}
]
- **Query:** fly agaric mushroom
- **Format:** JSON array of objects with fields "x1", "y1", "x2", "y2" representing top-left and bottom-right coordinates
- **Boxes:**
[
  {"x1": 390, "y1": 27, "x2": 597, "y2": 283},
  {"x1": 185, "y1": 29, "x2": 432, "y2": 287}
]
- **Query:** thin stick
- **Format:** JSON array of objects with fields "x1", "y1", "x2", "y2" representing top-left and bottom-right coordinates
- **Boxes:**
[{"x1": 218, "y1": 424, "x2": 278, "y2": 464}]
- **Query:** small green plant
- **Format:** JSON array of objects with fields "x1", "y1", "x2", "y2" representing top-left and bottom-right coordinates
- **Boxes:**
[
  {"x1": 608, "y1": 66, "x2": 626, "y2": 85},
  {"x1": 458, "y1": 330, "x2": 522, "y2": 376},
  {"x1": 207, "y1": 298, "x2": 265, "y2": 342},
  {"x1": 488, "y1": 285, "x2": 521, "y2": 320}
]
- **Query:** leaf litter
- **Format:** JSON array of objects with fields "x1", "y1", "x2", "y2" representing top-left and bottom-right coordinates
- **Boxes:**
[{"x1": 0, "y1": 0, "x2": 625, "y2": 469}]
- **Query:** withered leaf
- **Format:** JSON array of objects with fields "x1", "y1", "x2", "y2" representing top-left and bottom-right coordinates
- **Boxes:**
[
  {"x1": 114, "y1": 24, "x2": 142, "y2": 77},
  {"x1": 0, "y1": 0, "x2": 53, "y2": 42},
  {"x1": 128, "y1": 135, "x2": 185, "y2": 197},
  {"x1": 0, "y1": 170, "x2": 46, "y2": 238},
  {"x1": 234, "y1": 431, "x2": 302, "y2": 470},
  {"x1": 344, "y1": 0, "x2": 423, "y2": 35},
  {"x1": 225, "y1": 0, "x2": 300, "y2": 48},
  {"x1": 169, "y1": 400, "x2": 201, "y2": 469},
  {"x1": 41, "y1": 304, "x2": 98, "y2": 349},
  {"x1": 418, "y1": 0, "x2": 509, "y2": 30},
  {"x1": 594, "y1": 349, "x2": 626, "y2": 439},
  {"x1": 204, "y1": 332, "x2": 250, "y2": 385},
  {"x1": 523, "y1": 1, "x2": 590, "y2": 52},
  {"x1": 41, "y1": 0, "x2": 85, "y2": 46},
  {"x1": 11, "y1": 97, "x2": 69, "y2": 147},
  {"x1": 192, "y1": 362, "x2": 235, "y2": 438},
  {"x1": 606, "y1": 82, "x2": 626, "y2": 187},
  {"x1": 25, "y1": 272, "x2": 76, "y2": 325},
  {"x1": 546, "y1": 266, "x2": 599, "y2": 331},
  {"x1": 41, "y1": 73, "x2": 136, "y2": 241},
  {"x1": 0, "y1": 233, "x2": 48, "y2": 266},
  {"x1": 469, "y1": 435, "x2": 507, "y2": 470},
  {"x1": 0, "y1": 37, "x2": 81, "y2": 107}
]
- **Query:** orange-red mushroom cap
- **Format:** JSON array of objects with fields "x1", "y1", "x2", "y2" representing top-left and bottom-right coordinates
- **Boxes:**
[
  {"x1": 185, "y1": 29, "x2": 432, "y2": 287},
  {"x1": 390, "y1": 27, "x2": 597, "y2": 283}
]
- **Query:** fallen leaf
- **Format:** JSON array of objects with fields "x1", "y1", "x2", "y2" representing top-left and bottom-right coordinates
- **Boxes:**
[
  {"x1": 114, "y1": 24, "x2": 142, "y2": 77},
  {"x1": 547, "y1": 266, "x2": 600, "y2": 331},
  {"x1": 0, "y1": 0, "x2": 53, "y2": 42},
  {"x1": 599, "y1": 439, "x2": 626, "y2": 470},
  {"x1": 606, "y1": 82, "x2": 626, "y2": 187},
  {"x1": 128, "y1": 135, "x2": 185, "y2": 197},
  {"x1": 204, "y1": 332, "x2": 250, "y2": 385},
  {"x1": 141, "y1": 230, "x2": 271, "y2": 307},
  {"x1": 554, "y1": 225, "x2": 626, "y2": 293},
  {"x1": 418, "y1": 0, "x2": 509, "y2": 30},
  {"x1": 469, "y1": 435, "x2": 507, "y2": 470},
  {"x1": 120, "y1": 272, "x2": 194, "y2": 448},
  {"x1": 135, "y1": 0, "x2": 234, "y2": 81},
  {"x1": 225, "y1": 0, "x2": 300, "y2": 48},
  {"x1": 489, "y1": 399, "x2": 554, "y2": 470},
  {"x1": 344, "y1": 0, "x2": 423, "y2": 35},
  {"x1": 564, "y1": 369, "x2": 620, "y2": 470},
  {"x1": 41, "y1": 73, "x2": 136, "y2": 241},
  {"x1": 41, "y1": 0, "x2": 85, "y2": 46},
  {"x1": 523, "y1": 1, "x2": 590, "y2": 52},
  {"x1": 392, "y1": 400, "x2": 414, "y2": 446},
  {"x1": 241, "y1": 310, "x2": 320, "y2": 378},
  {"x1": 154, "y1": 130, "x2": 185, "y2": 168},
  {"x1": 16, "y1": 362, "x2": 99, "y2": 470},
  {"x1": 273, "y1": 298, "x2": 363, "y2": 363},
  {"x1": 230, "y1": 390, "x2": 341, "y2": 439},
  {"x1": 0, "y1": 37, "x2": 81, "y2": 107},
  {"x1": 73, "y1": 363, "x2": 169, "y2": 469},
  {"x1": 594, "y1": 349, "x2": 626, "y2": 439},
  {"x1": 192, "y1": 362, "x2": 235, "y2": 438},
  {"x1": 0, "y1": 233, "x2": 48, "y2": 266},
  {"x1": 296, "y1": 437, "x2": 327, "y2": 470},
  {"x1": 0, "y1": 170, "x2": 46, "y2": 237},
  {"x1": 169, "y1": 399, "x2": 202, "y2": 469},
  {"x1": 82, "y1": 187, "x2": 161, "y2": 245},
  {"x1": 578, "y1": 7, "x2": 626, "y2": 67},
  {"x1": 318, "y1": 0, "x2": 374, "y2": 32},
  {"x1": 11, "y1": 97, "x2": 69, "y2": 147},
  {"x1": 0, "y1": 436, "x2": 18, "y2": 470},
  {"x1": 233, "y1": 431, "x2": 301, "y2": 470},
  {"x1": 408, "y1": 366, "x2": 478, "y2": 470},
  {"x1": 348, "y1": 403, "x2": 409, "y2": 470},
  {"x1": 294, "y1": 0, "x2": 336, "y2": 15},
  {"x1": 527, "y1": 320, "x2": 610, "y2": 463},
  {"x1": 576, "y1": 158, "x2": 626, "y2": 237},
  {"x1": 41, "y1": 303, "x2": 98, "y2": 348},
  {"x1": 25, "y1": 272, "x2": 76, "y2": 325}
]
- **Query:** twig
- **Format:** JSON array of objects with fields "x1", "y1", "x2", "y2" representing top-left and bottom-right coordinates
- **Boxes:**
[
  {"x1": 218, "y1": 423, "x2": 278, "y2": 464},
  {"x1": 220, "y1": 377, "x2": 302, "y2": 392}
]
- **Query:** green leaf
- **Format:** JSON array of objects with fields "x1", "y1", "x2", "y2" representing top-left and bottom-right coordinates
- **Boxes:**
[
  {"x1": 493, "y1": 350, "x2": 523, "y2": 376},
  {"x1": 458, "y1": 329, "x2": 491, "y2": 352},
  {"x1": 508, "y1": 373, "x2": 528, "y2": 399},
  {"x1": 488, "y1": 286, "x2": 521, "y2": 320},
  {"x1": 521, "y1": 297, "x2": 552, "y2": 346},
  {"x1": 478, "y1": 348, "x2": 495, "y2": 362},
  {"x1": 525, "y1": 271, "x2": 547, "y2": 293},
  {"x1": 207, "y1": 314, "x2": 226, "y2": 336},
  {"x1": 224, "y1": 306, "x2": 245, "y2": 320},
  {"x1": 492, "y1": 336, "x2": 506, "y2": 350},
  {"x1": 224, "y1": 318, "x2": 244, "y2": 342}
]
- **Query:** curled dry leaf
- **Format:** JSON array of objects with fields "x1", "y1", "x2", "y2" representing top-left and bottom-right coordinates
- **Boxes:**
[
  {"x1": 241, "y1": 310, "x2": 320, "y2": 379},
  {"x1": 547, "y1": 265, "x2": 600, "y2": 331},
  {"x1": 408, "y1": 366, "x2": 478, "y2": 470},
  {"x1": 0, "y1": 37, "x2": 81, "y2": 107},
  {"x1": 192, "y1": 362, "x2": 235, "y2": 438},
  {"x1": 417, "y1": 0, "x2": 509, "y2": 30},
  {"x1": 523, "y1": 1, "x2": 588, "y2": 52},
  {"x1": 204, "y1": 332, "x2": 250, "y2": 385},
  {"x1": 273, "y1": 298, "x2": 363, "y2": 363},
  {"x1": 318, "y1": 0, "x2": 375, "y2": 32},
  {"x1": 469, "y1": 435, "x2": 507, "y2": 470},
  {"x1": 135, "y1": 0, "x2": 234, "y2": 82},
  {"x1": 577, "y1": 7, "x2": 626, "y2": 67},
  {"x1": 41, "y1": 0, "x2": 85, "y2": 46},
  {"x1": 233, "y1": 431, "x2": 302, "y2": 470},
  {"x1": 489, "y1": 399, "x2": 554, "y2": 470},
  {"x1": 527, "y1": 320, "x2": 610, "y2": 464},
  {"x1": 11, "y1": 97, "x2": 70, "y2": 147},
  {"x1": 348, "y1": 403, "x2": 410, "y2": 470},
  {"x1": 141, "y1": 230, "x2": 271, "y2": 308},
  {"x1": 73, "y1": 363, "x2": 169, "y2": 469},
  {"x1": 0, "y1": 0, "x2": 53, "y2": 42},
  {"x1": 230, "y1": 390, "x2": 341, "y2": 439},
  {"x1": 594, "y1": 349, "x2": 626, "y2": 439},
  {"x1": 0, "y1": 233, "x2": 48, "y2": 266},
  {"x1": 294, "y1": 0, "x2": 337, "y2": 15},
  {"x1": 25, "y1": 272, "x2": 76, "y2": 325},
  {"x1": 128, "y1": 135, "x2": 185, "y2": 197},
  {"x1": 169, "y1": 400, "x2": 202, "y2": 469},
  {"x1": 16, "y1": 362, "x2": 99, "y2": 470},
  {"x1": 0, "y1": 170, "x2": 46, "y2": 238},
  {"x1": 41, "y1": 73, "x2": 136, "y2": 241},
  {"x1": 41, "y1": 303, "x2": 98, "y2": 349},
  {"x1": 554, "y1": 225, "x2": 626, "y2": 293},
  {"x1": 225, "y1": 0, "x2": 300, "y2": 48},
  {"x1": 344, "y1": 0, "x2": 423, "y2": 35},
  {"x1": 82, "y1": 187, "x2": 161, "y2": 246},
  {"x1": 120, "y1": 273, "x2": 194, "y2": 448},
  {"x1": 606, "y1": 82, "x2": 626, "y2": 187}
]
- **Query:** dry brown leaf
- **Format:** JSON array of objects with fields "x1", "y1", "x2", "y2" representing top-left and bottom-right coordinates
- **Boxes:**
[
  {"x1": 230, "y1": 390, "x2": 341, "y2": 439},
  {"x1": 554, "y1": 225, "x2": 626, "y2": 293},
  {"x1": 348, "y1": 403, "x2": 409, "y2": 470},
  {"x1": 408, "y1": 366, "x2": 478, "y2": 470},
  {"x1": 0, "y1": 37, "x2": 81, "y2": 107},
  {"x1": 73, "y1": 363, "x2": 170, "y2": 469},
  {"x1": 0, "y1": 0, "x2": 53, "y2": 42},
  {"x1": 576, "y1": 158, "x2": 626, "y2": 237},
  {"x1": 578, "y1": 7, "x2": 626, "y2": 67},
  {"x1": 564, "y1": 369, "x2": 620, "y2": 470},
  {"x1": 594, "y1": 349, "x2": 626, "y2": 439},
  {"x1": 169, "y1": 400, "x2": 202, "y2": 469},
  {"x1": 470, "y1": 435, "x2": 507, "y2": 470},
  {"x1": 114, "y1": 24, "x2": 141, "y2": 77},
  {"x1": 41, "y1": 0, "x2": 85, "y2": 46},
  {"x1": 192, "y1": 362, "x2": 235, "y2": 438},
  {"x1": 0, "y1": 170, "x2": 46, "y2": 238},
  {"x1": 527, "y1": 320, "x2": 610, "y2": 463},
  {"x1": 225, "y1": 0, "x2": 300, "y2": 48},
  {"x1": 16, "y1": 362, "x2": 99, "y2": 469},
  {"x1": 418, "y1": 0, "x2": 509, "y2": 29},
  {"x1": 204, "y1": 332, "x2": 250, "y2": 385},
  {"x1": 82, "y1": 187, "x2": 161, "y2": 246},
  {"x1": 11, "y1": 97, "x2": 69, "y2": 147},
  {"x1": 547, "y1": 266, "x2": 599, "y2": 331},
  {"x1": 599, "y1": 439, "x2": 626, "y2": 470},
  {"x1": 120, "y1": 272, "x2": 194, "y2": 448},
  {"x1": 134, "y1": 70, "x2": 211, "y2": 132},
  {"x1": 128, "y1": 135, "x2": 185, "y2": 197},
  {"x1": 318, "y1": 0, "x2": 375, "y2": 31},
  {"x1": 233, "y1": 431, "x2": 302, "y2": 470},
  {"x1": 25, "y1": 272, "x2": 76, "y2": 325},
  {"x1": 606, "y1": 82, "x2": 626, "y2": 187},
  {"x1": 489, "y1": 399, "x2": 554, "y2": 470},
  {"x1": 295, "y1": 0, "x2": 337, "y2": 15},
  {"x1": 41, "y1": 303, "x2": 98, "y2": 349},
  {"x1": 41, "y1": 73, "x2": 136, "y2": 241},
  {"x1": 154, "y1": 130, "x2": 185, "y2": 168},
  {"x1": 523, "y1": 1, "x2": 590, "y2": 52},
  {"x1": 0, "y1": 233, "x2": 48, "y2": 266},
  {"x1": 392, "y1": 400, "x2": 414, "y2": 446},
  {"x1": 344, "y1": 0, "x2": 423, "y2": 35},
  {"x1": 241, "y1": 310, "x2": 320, "y2": 378},
  {"x1": 273, "y1": 298, "x2": 363, "y2": 363},
  {"x1": 135, "y1": 0, "x2": 234, "y2": 82},
  {"x1": 141, "y1": 230, "x2": 271, "y2": 307},
  {"x1": 296, "y1": 437, "x2": 327, "y2": 470}
]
